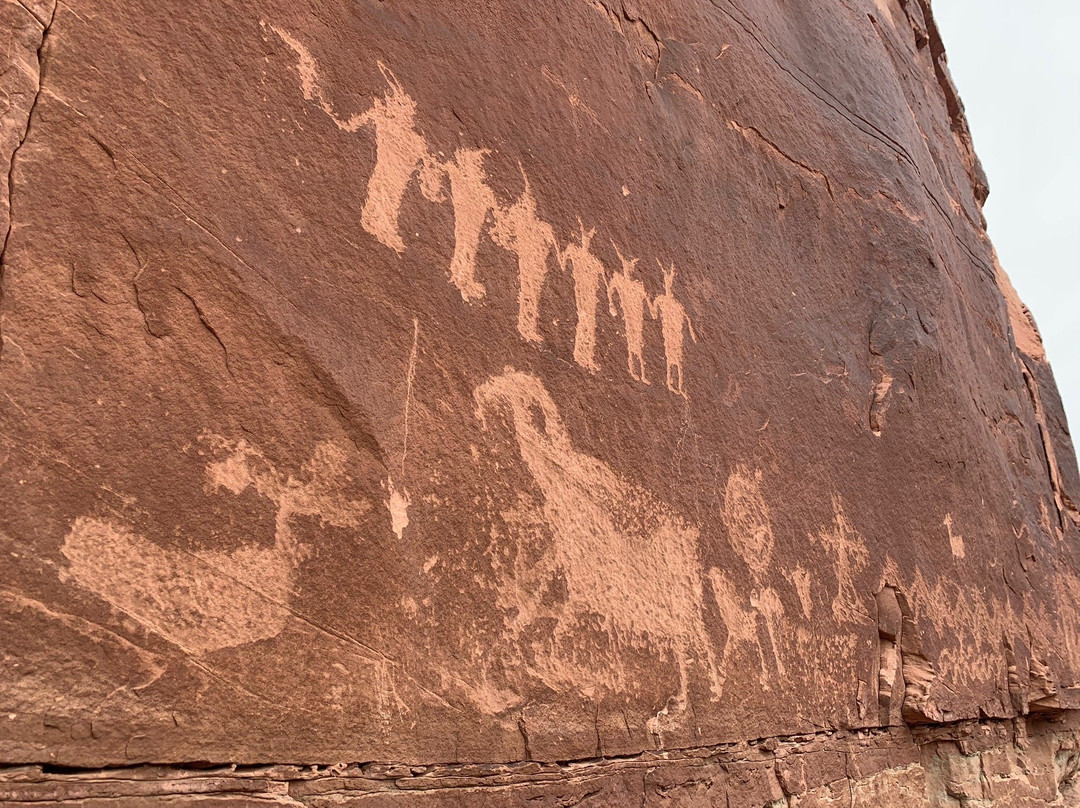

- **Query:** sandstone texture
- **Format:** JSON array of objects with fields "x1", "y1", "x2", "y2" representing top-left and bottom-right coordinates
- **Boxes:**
[{"x1": 2, "y1": 0, "x2": 1080, "y2": 805}]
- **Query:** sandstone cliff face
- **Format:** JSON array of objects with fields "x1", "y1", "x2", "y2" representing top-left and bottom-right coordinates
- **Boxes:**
[{"x1": 2, "y1": 0, "x2": 1079, "y2": 805}]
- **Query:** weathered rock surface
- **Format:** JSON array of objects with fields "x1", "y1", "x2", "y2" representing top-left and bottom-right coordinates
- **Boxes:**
[{"x1": 2, "y1": 0, "x2": 1079, "y2": 804}]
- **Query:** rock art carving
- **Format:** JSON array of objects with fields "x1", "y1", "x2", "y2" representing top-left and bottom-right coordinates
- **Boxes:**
[
  {"x1": 811, "y1": 495, "x2": 871, "y2": 624},
  {"x1": 879, "y1": 553, "x2": 1080, "y2": 700},
  {"x1": 607, "y1": 241, "x2": 653, "y2": 384},
  {"x1": 271, "y1": 26, "x2": 699, "y2": 393},
  {"x1": 489, "y1": 167, "x2": 560, "y2": 344},
  {"x1": 60, "y1": 438, "x2": 369, "y2": 655},
  {"x1": 649, "y1": 261, "x2": 698, "y2": 397},
  {"x1": 558, "y1": 219, "x2": 608, "y2": 372},
  {"x1": 474, "y1": 368, "x2": 722, "y2": 706},
  {"x1": 270, "y1": 25, "x2": 441, "y2": 253},
  {"x1": 943, "y1": 513, "x2": 965, "y2": 559},
  {"x1": 712, "y1": 465, "x2": 787, "y2": 683},
  {"x1": 354, "y1": 65, "x2": 445, "y2": 253},
  {"x1": 267, "y1": 25, "x2": 368, "y2": 133},
  {"x1": 441, "y1": 147, "x2": 497, "y2": 301},
  {"x1": 708, "y1": 568, "x2": 772, "y2": 685},
  {"x1": 722, "y1": 464, "x2": 775, "y2": 580},
  {"x1": 388, "y1": 318, "x2": 421, "y2": 539}
]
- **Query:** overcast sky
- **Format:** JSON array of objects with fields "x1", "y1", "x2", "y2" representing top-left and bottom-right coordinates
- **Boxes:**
[{"x1": 933, "y1": 1, "x2": 1079, "y2": 434}]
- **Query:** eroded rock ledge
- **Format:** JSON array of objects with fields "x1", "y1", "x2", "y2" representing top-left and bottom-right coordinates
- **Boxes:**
[{"x1": 3, "y1": 713, "x2": 1079, "y2": 806}]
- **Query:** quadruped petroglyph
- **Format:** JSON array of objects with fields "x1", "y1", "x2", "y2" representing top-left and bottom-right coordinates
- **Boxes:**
[
  {"x1": 269, "y1": 25, "x2": 699, "y2": 396},
  {"x1": 60, "y1": 438, "x2": 370, "y2": 655},
  {"x1": 474, "y1": 368, "x2": 723, "y2": 710}
]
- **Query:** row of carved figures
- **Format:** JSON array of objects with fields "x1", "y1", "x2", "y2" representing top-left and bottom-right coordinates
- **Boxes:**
[{"x1": 271, "y1": 26, "x2": 698, "y2": 396}]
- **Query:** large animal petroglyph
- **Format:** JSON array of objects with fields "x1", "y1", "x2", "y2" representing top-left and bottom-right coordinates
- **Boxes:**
[
  {"x1": 60, "y1": 438, "x2": 369, "y2": 655},
  {"x1": 270, "y1": 26, "x2": 699, "y2": 394},
  {"x1": 473, "y1": 369, "x2": 722, "y2": 707}
]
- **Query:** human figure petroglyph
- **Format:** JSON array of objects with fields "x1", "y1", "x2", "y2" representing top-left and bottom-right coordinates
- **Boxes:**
[
  {"x1": 490, "y1": 167, "x2": 560, "y2": 343},
  {"x1": 357, "y1": 64, "x2": 446, "y2": 253},
  {"x1": 811, "y1": 495, "x2": 871, "y2": 624},
  {"x1": 272, "y1": 27, "x2": 443, "y2": 253},
  {"x1": 558, "y1": 219, "x2": 608, "y2": 372},
  {"x1": 474, "y1": 368, "x2": 723, "y2": 702},
  {"x1": 650, "y1": 261, "x2": 698, "y2": 397},
  {"x1": 271, "y1": 28, "x2": 702, "y2": 394},
  {"x1": 607, "y1": 242, "x2": 653, "y2": 384},
  {"x1": 442, "y1": 147, "x2": 498, "y2": 301}
]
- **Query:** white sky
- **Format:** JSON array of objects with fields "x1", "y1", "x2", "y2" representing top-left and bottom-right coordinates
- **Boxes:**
[{"x1": 934, "y1": 1, "x2": 1079, "y2": 433}]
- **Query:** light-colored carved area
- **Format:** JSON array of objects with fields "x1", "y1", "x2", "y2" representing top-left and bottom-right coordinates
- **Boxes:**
[
  {"x1": 270, "y1": 25, "x2": 699, "y2": 394},
  {"x1": 474, "y1": 369, "x2": 721, "y2": 713},
  {"x1": 811, "y1": 496, "x2": 871, "y2": 625},
  {"x1": 490, "y1": 168, "x2": 560, "y2": 344},
  {"x1": 607, "y1": 241, "x2": 654, "y2": 384},
  {"x1": 650, "y1": 261, "x2": 698, "y2": 397},
  {"x1": 442, "y1": 147, "x2": 497, "y2": 301},
  {"x1": 60, "y1": 438, "x2": 369, "y2": 655},
  {"x1": 3, "y1": 1, "x2": 1079, "y2": 803},
  {"x1": 558, "y1": 219, "x2": 608, "y2": 372}
]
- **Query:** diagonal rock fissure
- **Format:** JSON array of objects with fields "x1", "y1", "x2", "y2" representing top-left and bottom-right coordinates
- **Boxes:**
[{"x1": 0, "y1": 0, "x2": 56, "y2": 362}]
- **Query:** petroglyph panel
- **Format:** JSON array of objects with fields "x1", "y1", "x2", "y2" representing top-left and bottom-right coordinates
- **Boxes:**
[
  {"x1": 271, "y1": 26, "x2": 701, "y2": 396},
  {"x1": 3, "y1": 1, "x2": 1080, "y2": 798}
]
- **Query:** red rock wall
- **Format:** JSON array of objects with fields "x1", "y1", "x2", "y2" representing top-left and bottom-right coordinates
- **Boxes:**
[{"x1": 2, "y1": 0, "x2": 1079, "y2": 804}]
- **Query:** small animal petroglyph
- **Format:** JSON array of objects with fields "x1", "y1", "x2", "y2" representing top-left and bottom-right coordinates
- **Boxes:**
[
  {"x1": 709, "y1": 568, "x2": 780, "y2": 686},
  {"x1": 474, "y1": 369, "x2": 722, "y2": 709},
  {"x1": 270, "y1": 27, "x2": 700, "y2": 395},
  {"x1": 60, "y1": 438, "x2": 369, "y2": 655},
  {"x1": 943, "y1": 513, "x2": 965, "y2": 559}
]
